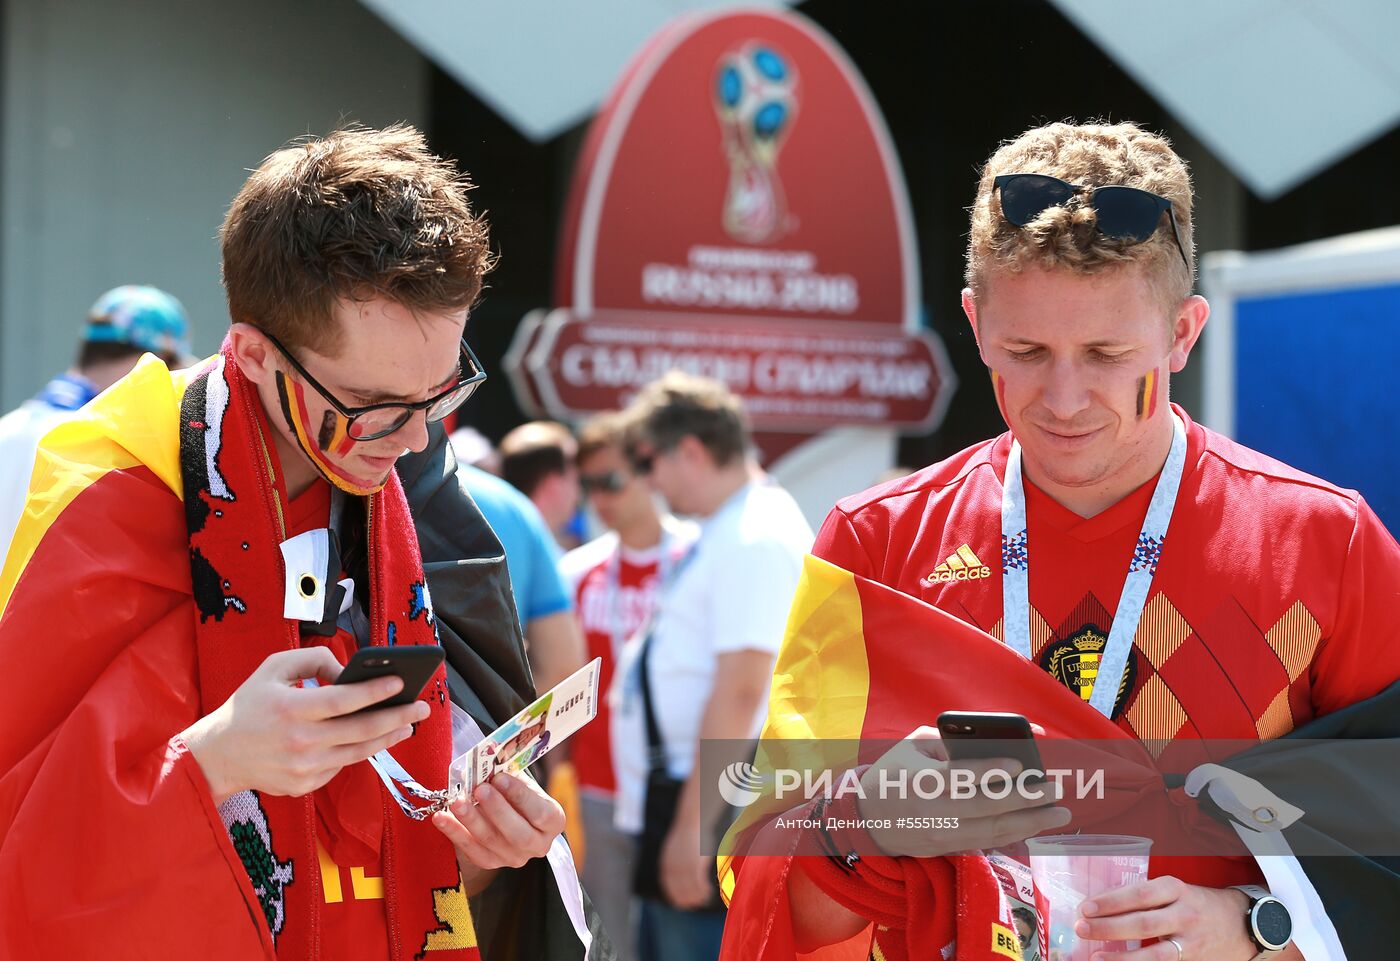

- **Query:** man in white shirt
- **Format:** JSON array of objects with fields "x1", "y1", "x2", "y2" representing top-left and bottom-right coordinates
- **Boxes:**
[
  {"x1": 611, "y1": 373, "x2": 812, "y2": 961},
  {"x1": 0, "y1": 285, "x2": 191, "y2": 558}
]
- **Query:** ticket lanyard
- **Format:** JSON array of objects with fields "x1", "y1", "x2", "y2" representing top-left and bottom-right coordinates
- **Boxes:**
[
  {"x1": 1001, "y1": 413, "x2": 1188, "y2": 717},
  {"x1": 367, "y1": 747, "x2": 449, "y2": 820}
]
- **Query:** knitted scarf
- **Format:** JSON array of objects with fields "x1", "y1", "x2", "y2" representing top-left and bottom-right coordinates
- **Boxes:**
[
  {"x1": 179, "y1": 343, "x2": 474, "y2": 960},
  {"x1": 801, "y1": 850, "x2": 1023, "y2": 961}
]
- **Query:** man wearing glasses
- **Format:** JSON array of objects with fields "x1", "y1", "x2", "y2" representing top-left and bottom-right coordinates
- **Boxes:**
[
  {"x1": 0, "y1": 126, "x2": 591, "y2": 959},
  {"x1": 730, "y1": 122, "x2": 1400, "y2": 961}
]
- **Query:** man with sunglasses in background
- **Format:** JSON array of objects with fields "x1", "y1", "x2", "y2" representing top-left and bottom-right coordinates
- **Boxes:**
[
  {"x1": 726, "y1": 122, "x2": 1400, "y2": 961},
  {"x1": 614, "y1": 372, "x2": 811, "y2": 961},
  {"x1": 0, "y1": 126, "x2": 600, "y2": 960},
  {"x1": 559, "y1": 412, "x2": 698, "y2": 961}
]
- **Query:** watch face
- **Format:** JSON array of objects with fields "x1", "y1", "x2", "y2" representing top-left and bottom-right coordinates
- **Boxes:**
[{"x1": 1253, "y1": 899, "x2": 1293, "y2": 950}]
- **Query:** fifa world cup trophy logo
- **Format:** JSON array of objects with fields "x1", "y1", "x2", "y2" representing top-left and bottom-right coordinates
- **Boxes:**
[{"x1": 714, "y1": 43, "x2": 798, "y2": 244}]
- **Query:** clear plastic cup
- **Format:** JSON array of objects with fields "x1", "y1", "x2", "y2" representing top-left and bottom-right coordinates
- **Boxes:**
[{"x1": 1025, "y1": 834, "x2": 1153, "y2": 961}]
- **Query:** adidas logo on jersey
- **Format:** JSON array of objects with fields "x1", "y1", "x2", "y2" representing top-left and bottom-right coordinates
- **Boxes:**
[{"x1": 925, "y1": 545, "x2": 991, "y2": 584}]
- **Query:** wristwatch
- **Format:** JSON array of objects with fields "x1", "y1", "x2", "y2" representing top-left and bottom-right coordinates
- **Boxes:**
[{"x1": 1233, "y1": 884, "x2": 1292, "y2": 960}]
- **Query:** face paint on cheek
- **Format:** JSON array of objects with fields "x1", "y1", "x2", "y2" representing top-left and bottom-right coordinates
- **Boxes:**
[
  {"x1": 317, "y1": 410, "x2": 338, "y2": 451},
  {"x1": 274, "y1": 370, "x2": 385, "y2": 496},
  {"x1": 990, "y1": 369, "x2": 1009, "y2": 422},
  {"x1": 1135, "y1": 367, "x2": 1160, "y2": 421}
]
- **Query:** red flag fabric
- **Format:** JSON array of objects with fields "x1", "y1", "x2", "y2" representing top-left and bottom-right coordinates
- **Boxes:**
[
  {"x1": 718, "y1": 556, "x2": 1254, "y2": 961},
  {"x1": 0, "y1": 354, "x2": 478, "y2": 960}
]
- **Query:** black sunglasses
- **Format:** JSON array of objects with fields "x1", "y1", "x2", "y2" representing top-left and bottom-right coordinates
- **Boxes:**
[
  {"x1": 579, "y1": 470, "x2": 628, "y2": 494},
  {"x1": 264, "y1": 330, "x2": 487, "y2": 442},
  {"x1": 993, "y1": 173, "x2": 1191, "y2": 272}
]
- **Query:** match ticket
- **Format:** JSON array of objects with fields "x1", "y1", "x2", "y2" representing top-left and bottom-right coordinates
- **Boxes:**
[{"x1": 452, "y1": 657, "x2": 601, "y2": 799}]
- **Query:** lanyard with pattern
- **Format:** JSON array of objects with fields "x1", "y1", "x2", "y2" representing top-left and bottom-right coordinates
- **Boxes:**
[{"x1": 1000, "y1": 413, "x2": 1188, "y2": 717}]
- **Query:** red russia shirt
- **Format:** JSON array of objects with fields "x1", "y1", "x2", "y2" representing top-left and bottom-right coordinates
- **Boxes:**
[{"x1": 814, "y1": 406, "x2": 1400, "y2": 886}]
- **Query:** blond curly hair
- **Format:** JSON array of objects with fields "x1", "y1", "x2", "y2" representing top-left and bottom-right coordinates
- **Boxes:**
[{"x1": 966, "y1": 121, "x2": 1195, "y2": 307}]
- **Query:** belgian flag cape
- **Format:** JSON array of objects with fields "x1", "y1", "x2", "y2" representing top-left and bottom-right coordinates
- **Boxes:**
[
  {"x1": 717, "y1": 556, "x2": 1398, "y2": 961},
  {"x1": 0, "y1": 354, "x2": 608, "y2": 961}
]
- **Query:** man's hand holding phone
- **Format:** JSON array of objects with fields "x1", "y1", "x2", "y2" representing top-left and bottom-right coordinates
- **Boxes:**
[
  {"x1": 855, "y1": 722, "x2": 1071, "y2": 857},
  {"x1": 184, "y1": 647, "x2": 429, "y2": 806}
]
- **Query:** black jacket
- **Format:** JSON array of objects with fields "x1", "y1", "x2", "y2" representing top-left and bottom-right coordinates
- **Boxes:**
[{"x1": 398, "y1": 425, "x2": 615, "y2": 961}]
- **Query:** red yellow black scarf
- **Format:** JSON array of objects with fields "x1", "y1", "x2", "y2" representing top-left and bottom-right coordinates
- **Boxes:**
[{"x1": 179, "y1": 342, "x2": 475, "y2": 960}]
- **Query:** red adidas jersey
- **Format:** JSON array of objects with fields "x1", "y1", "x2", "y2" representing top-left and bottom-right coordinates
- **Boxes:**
[
  {"x1": 562, "y1": 528, "x2": 693, "y2": 795},
  {"x1": 815, "y1": 406, "x2": 1400, "y2": 886}
]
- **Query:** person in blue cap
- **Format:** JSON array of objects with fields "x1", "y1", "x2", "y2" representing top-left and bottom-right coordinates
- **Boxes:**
[{"x1": 0, "y1": 284, "x2": 192, "y2": 555}]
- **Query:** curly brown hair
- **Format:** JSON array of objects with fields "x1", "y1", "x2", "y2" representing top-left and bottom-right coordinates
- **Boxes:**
[
  {"x1": 966, "y1": 121, "x2": 1194, "y2": 308},
  {"x1": 220, "y1": 123, "x2": 494, "y2": 354}
]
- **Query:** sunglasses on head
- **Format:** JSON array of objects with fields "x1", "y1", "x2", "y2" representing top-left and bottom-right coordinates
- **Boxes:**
[
  {"x1": 579, "y1": 469, "x2": 628, "y2": 494},
  {"x1": 993, "y1": 173, "x2": 1191, "y2": 272}
]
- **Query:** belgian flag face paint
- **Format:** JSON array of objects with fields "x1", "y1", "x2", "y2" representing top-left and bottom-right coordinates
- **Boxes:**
[
  {"x1": 275, "y1": 370, "x2": 384, "y2": 496},
  {"x1": 1135, "y1": 367, "x2": 1160, "y2": 421}
]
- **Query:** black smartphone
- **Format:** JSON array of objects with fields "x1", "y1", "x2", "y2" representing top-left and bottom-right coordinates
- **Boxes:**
[
  {"x1": 936, "y1": 711, "x2": 1044, "y2": 774},
  {"x1": 334, "y1": 645, "x2": 445, "y2": 713}
]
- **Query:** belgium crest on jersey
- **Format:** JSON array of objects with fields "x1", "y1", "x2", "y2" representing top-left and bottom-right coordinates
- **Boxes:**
[{"x1": 1039, "y1": 624, "x2": 1136, "y2": 717}]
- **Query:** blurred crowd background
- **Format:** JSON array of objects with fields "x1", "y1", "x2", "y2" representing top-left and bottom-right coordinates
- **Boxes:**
[{"x1": 4, "y1": 0, "x2": 1399, "y2": 476}]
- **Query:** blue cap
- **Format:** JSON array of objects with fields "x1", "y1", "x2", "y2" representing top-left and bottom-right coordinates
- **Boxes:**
[{"x1": 84, "y1": 285, "x2": 192, "y2": 360}]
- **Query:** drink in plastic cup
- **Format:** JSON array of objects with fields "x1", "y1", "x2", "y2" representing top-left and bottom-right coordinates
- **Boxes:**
[{"x1": 1026, "y1": 834, "x2": 1152, "y2": 961}]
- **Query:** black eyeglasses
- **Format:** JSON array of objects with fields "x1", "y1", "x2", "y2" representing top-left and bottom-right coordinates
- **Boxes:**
[
  {"x1": 579, "y1": 470, "x2": 628, "y2": 494},
  {"x1": 993, "y1": 173, "x2": 1191, "y2": 272},
  {"x1": 264, "y1": 330, "x2": 487, "y2": 442}
]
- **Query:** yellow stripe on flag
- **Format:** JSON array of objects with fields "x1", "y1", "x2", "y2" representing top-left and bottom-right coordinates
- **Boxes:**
[
  {"x1": 0, "y1": 355, "x2": 195, "y2": 618},
  {"x1": 719, "y1": 555, "x2": 873, "y2": 902},
  {"x1": 763, "y1": 555, "x2": 873, "y2": 742}
]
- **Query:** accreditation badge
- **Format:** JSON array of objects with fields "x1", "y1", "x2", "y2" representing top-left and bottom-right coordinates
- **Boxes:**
[
  {"x1": 1038, "y1": 625, "x2": 1136, "y2": 718},
  {"x1": 989, "y1": 853, "x2": 1042, "y2": 961}
]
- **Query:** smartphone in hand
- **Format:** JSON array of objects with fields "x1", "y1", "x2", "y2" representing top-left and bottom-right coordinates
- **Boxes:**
[
  {"x1": 334, "y1": 645, "x2": 444, "y2": 713},
  {"x1": 936, "y1": 710, "x2": 1045, "y2": 776}
]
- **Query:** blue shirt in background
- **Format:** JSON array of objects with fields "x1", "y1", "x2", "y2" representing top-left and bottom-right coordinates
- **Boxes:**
[{"x1": 458, "y1": 463, "x2": 572, "y2": 626}]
